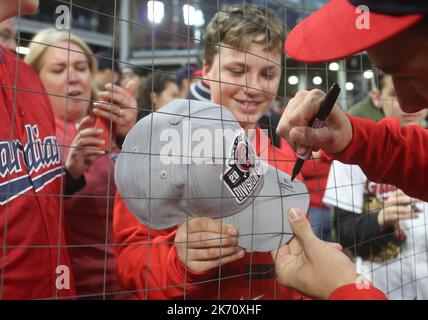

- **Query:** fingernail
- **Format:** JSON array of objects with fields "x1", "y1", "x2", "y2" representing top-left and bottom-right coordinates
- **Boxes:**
[
  {"x1": 228, "y1": 227, "x2": 238, "y2": 236},
  {"x1": 120, "y1": 110, "x2": 124, "y2": 116},
  {"x1": 97, "y1": 129, "x2": 104, "y2": 133},
  {"x1": 289, "y1": 208, "x2": 303, "y2": 222},
  {"x1": 297, "y1": 146, "x2": 309, "y2": 157},
  {"x1": 238, "y1": 249, "x2": 245, "y2": 257}
]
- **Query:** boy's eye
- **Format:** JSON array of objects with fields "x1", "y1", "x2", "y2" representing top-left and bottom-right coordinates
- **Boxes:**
[
  {"x1": 230, "y1": 69, "x2": 244, "y2": 76},
  {"x1": 263, "y1": 71, "x2": 277, "y2": 80}
]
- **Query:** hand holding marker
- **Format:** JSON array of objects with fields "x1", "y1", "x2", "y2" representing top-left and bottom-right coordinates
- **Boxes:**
[{"x1": 290, "y1": 83, "x2": 341, "y2": 181}]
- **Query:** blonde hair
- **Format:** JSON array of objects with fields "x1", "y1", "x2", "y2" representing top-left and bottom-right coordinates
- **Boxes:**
[
  {"x1": 204, "y1": 4, "x2": 285, "y2": 69},
  {"x1": 24, "y1": 28, "x2": 98, "y2": 102}
]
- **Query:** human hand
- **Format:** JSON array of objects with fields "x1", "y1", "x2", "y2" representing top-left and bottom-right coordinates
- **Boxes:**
[
  {"x1": 174, "y1": 217, "x2": 245, "y2": 273},
  {"x1": 93, "y1": 82, "x2": 138, "y2": 139},
  {"x1": 271, "y1": 207, "x2": 361, "y2": 299},
  {"x1": 377, "y1": 189, "x2": 421, "y2": 231},
  {"x1": 276, "y1": 89, "x2": 353, "y2": 156},
  {"x1": 65, "y1": 116, "x2": 106, "y2": 179}
]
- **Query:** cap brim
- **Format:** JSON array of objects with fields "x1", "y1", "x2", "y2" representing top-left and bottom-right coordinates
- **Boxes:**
[
  {"x1": 221, "y1": 162, "x2": 309, "y2": 252},
  {"x1": 285, "y1": 0, "x2": 423, "y2": 62}
]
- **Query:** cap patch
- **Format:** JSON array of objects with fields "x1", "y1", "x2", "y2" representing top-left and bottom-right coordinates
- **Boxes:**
[{"x1": 221, "y1": 130, "x2": 262, "y2": 204}]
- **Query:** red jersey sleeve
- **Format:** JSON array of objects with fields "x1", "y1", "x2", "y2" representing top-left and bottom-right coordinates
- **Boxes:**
[
  {"x1": 330, "y1": 115, "x2": 428, "y2": 201},
  {"x1": 113, "y1": 193, "x2": 216, "y2": 299},
  {"x1": 329, "y1": 284, "x2": 387, "y2": 300}
]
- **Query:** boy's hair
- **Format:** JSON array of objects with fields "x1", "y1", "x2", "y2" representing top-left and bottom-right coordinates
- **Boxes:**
[{"x1": 204, "y1": 4, "x2": 285, "y2": 68}]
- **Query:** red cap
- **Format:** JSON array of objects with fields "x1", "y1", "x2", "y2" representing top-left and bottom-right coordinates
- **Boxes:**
[{"x1": 285, "y1": 0, "x2": 424, "y2": 62}]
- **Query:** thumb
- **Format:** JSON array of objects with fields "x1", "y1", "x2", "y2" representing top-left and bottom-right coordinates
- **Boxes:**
[
  {"x1": 288, "y1": 208, "x2": 317, "y2": 250},
  {"x1": 290, "y1": 126, "x2": 333, "y2": 152}
]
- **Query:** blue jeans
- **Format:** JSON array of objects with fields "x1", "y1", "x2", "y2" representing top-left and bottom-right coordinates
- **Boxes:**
[{"x1": 309, "y1": 207, "x2": 332, "y2": 242}]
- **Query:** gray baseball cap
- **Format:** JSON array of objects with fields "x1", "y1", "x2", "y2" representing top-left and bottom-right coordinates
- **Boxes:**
[{"x1": 115, "y1": 99, "x2": 309, "y2": 252}]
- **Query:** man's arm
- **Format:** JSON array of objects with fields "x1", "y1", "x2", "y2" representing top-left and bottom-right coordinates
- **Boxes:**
[
  {"x1": 332, "y1": 116, "x2": 428, "y2": 201},
  {"x1": 276, "y1": 89, "x2": 428, "y2": 201},
  {"x1": 334, "y1": 207, "x2": 393, "y2": 258}
]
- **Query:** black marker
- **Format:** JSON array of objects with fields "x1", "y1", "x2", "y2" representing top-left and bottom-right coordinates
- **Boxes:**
[{"x1": 290, "y1": 83, "x2": 341, "y2": 181}]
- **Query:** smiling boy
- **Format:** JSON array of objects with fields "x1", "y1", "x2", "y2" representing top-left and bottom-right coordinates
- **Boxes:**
[{"x1": 113, "y1": 4, "x2": 306, "y2": 300}]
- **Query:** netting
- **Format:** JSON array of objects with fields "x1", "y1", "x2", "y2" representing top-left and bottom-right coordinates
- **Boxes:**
[{"x1": 0, "y1": 0, "x2": 427, "y2": 300}]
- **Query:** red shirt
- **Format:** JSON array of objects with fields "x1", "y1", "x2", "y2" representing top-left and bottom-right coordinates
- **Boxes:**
[
  {"x1": 0, "y1": 46, "x2": 75, "y2": 299},
  {"x1": 300, "y1": 155, "x2": 331, "y2": 208},
  {"x1": 55, "y1": 112, "x2": 134, "y2": 299}
]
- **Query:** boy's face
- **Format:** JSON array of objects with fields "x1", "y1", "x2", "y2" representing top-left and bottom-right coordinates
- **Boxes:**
[{"x1": 203, "y1": 41, "x2": 282, "y2": 131}]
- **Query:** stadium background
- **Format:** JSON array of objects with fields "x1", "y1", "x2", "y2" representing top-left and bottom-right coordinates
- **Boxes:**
[{"x1": 5, "y1": 0, "x2": 423, "y2": 300}]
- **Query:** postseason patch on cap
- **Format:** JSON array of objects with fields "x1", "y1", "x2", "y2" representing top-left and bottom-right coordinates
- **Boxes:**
[{"x1": 222, "y1": 130, "x2": 262, "y2": 204}]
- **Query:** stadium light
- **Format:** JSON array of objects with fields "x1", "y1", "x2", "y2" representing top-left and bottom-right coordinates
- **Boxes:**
[
  {"x1": 288, "y1": 75, "x2": 299, "y2": 85},
  {"x1": 148, "y1": 1, "x2": 164, "y2": 24},
  {"x1": 183, "y1": 4, "x2": 205, "y2": 27},
  {"x1": 363, "y1": 69, "x2": 374, "y2": 79},
  {"x1": 328, "y1": 62, "x2": 339, "y2": 71},
  {"x1": 312, "y1": 76, "x2": 323, "y2": 85},
  {"x1": 346, "y1": 82, "x2": 354, "y2": 91}
]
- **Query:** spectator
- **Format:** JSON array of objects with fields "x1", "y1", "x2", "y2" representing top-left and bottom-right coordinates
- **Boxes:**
[
  {"x1": 95, "y1": 51, "x2": 121, "y2": 91},
  {"x1": 323, "y1": 76, "x2": 428, "y2": 299},
  {"x1": 137, "y1": 71, "x2": 179, "y2": 120},
  {"x1": 347, "y1": 83, "x2": 385, "y2": 122},
  {"x1": 0, "y1": 18, "x2": 16, "y2": 52},
  {"x1": 176, "y1": 63, "x2": 198, "y2": 99},
  {"x1": 121, "y1": 64, "x2": 145, "y2": 89},
  {"x1": 0, "y1": 0, "x2": 101, "y2": 299},
  {"x1": 113, "y1": 4, "x2": 382, "y2": 300},
  {"x1": 25, "y1": 29, "x2": 137, "y2": 299}
]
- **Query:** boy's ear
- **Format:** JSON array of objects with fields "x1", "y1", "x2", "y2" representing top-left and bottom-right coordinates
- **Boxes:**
[
  {"x1": 370, "y1": 88, "x2": 381, "y2": 109},
  {"x1": 202, "y1": 60, "x2": 211, "y2": 79}
]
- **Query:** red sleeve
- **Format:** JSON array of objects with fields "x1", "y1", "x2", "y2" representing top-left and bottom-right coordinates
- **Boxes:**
[
  {"x1": 113, "y1": 192, "x2": 216, "y2": 299},
  {"x1": 328, "y1": 115, "x2": 428, "y2": 202},
  {"x1": 328, "y1": 284, "x2": 387, "y2": 300}
]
